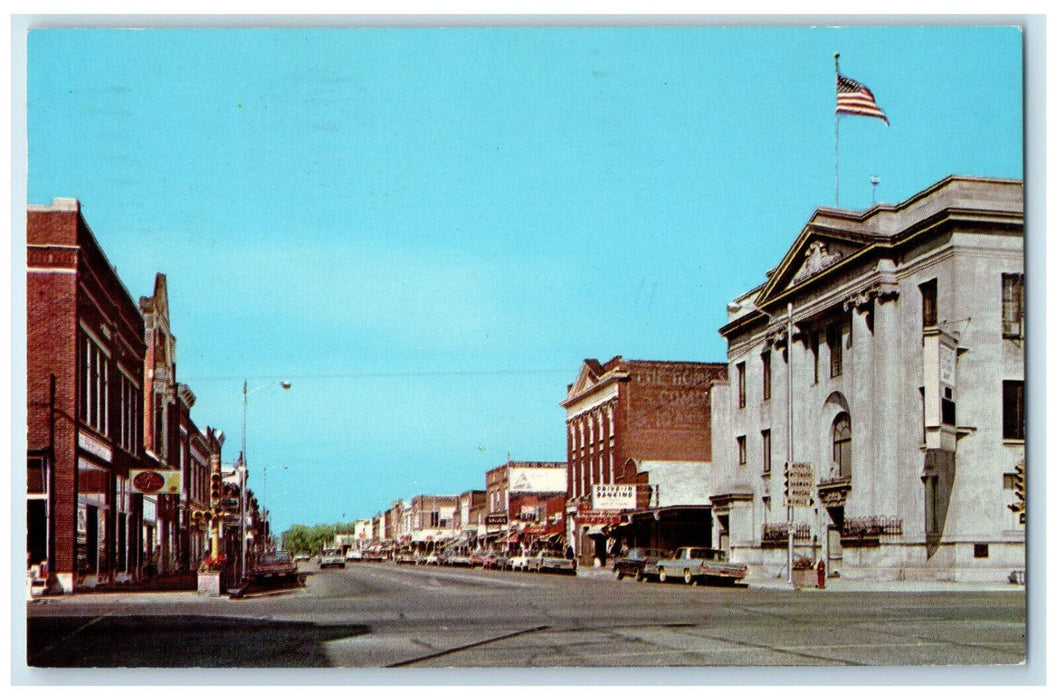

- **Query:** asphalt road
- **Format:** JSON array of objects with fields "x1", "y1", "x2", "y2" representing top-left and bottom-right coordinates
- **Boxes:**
[{"x1": 24, "y1": 560, "x2": 1027, "y2": 675}]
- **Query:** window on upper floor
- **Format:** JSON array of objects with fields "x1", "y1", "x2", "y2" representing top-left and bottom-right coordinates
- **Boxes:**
[
  {"x1": 1003, "y1": 380, "x2": 1025, "y2": 441},
  {"x1": 811, "y1": 330, "x2": 820, "y2": 384},
  {"x1": 1002, "y1": 273, "x2": 1024, "y2": 339},
  {"x1": 79, "y1": 334, "x2": 109, "y2": 436},
  {"x1": 827, "y1": 324, "x2": 843, "y2": 378},
  {"x1": 736, "y1": 362, "x2": 746, "y2": 408},
  {"x1": 737, "y1": 435, "x2": 747, "y2": 465},
  {"x1": 761, "y1": 430, "x2": 772, "y2": 474},
  {"x1": 762, "y1": 351, "x2": 772, "y2": 401},
  {"x1": 118, "y1": 373, "x2": 139, "y2": 453},
  {"x1": 920, "y1": 278, "x2": 938, "y2": 328}
]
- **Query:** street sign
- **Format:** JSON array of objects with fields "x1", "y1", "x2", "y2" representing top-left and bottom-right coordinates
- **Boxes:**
[{"x1": 785, "y1": 462, "x2": 814, "y2": 508}]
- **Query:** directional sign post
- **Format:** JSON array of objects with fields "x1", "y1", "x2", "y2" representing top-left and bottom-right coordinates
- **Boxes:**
[{"x1": 785, "y1": 462, "x2": 814, "y2": 509}]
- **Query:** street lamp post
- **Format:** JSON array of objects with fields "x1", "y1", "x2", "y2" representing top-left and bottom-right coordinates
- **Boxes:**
[{"x1": 240, "y1": 379, "x2": 291, "y2": 581}]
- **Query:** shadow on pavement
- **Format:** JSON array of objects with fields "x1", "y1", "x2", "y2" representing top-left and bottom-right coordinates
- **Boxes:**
[{"x1": 27, "y1": 615, "x2": 369, "y2": 668}]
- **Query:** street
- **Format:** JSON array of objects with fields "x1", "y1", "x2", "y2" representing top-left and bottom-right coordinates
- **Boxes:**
[{"x1": 25, "y1": 560, "x2": 1027, "y2": 672}]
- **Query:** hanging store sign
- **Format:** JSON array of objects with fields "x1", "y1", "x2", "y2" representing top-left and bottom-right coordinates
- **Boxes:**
[
  {"x1": 130, "y1": 469, "x2": 182, "y2": 495},
  {"x1": 485, "y1": 514, "x2": 508, "y2": 525},
  {"x1": 592, "y1": 484, "x2": 637, "y2": 510},
  {"x1": 576, "y1": 506, "x2": 623, "y2": 526},
  {"x1": 784, "y1": 462, "x2": 815, "y2": 508}
]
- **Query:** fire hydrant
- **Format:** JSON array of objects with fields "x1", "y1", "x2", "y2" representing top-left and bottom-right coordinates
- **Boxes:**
[{"x1": 816, "y1": 559, "x2": 826, "y2": 589}]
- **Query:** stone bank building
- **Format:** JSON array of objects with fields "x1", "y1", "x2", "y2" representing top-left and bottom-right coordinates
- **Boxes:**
[{"x1": 710, "y1": 175, "x2": 1024, "y2": 583}]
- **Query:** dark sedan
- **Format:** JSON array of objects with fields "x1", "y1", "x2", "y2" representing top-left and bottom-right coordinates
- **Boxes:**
[{"x1": 613, "y1": 548, "x2": 669, "y2": 581}]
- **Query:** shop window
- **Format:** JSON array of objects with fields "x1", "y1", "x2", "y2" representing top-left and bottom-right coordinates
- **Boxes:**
[
  {"x1": 1002, "y1": 273, "x2": 1024, "y2": 339},
  {"x1": 1003, "y1": 380, "x2": 1025, "y2": 440}
]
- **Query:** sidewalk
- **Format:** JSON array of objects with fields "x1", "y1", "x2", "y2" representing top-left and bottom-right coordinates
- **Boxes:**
[{"x1": 575, "y1": 564, "x2": 1025, "y2": 593}]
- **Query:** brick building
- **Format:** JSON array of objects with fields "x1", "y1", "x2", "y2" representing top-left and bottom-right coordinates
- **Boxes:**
[
  {"x1": 562, "y1": 358, "x2": 728, "y2": 565},
  {"x1": 482, "y1": 461, "x2": 566, "y2": 552},
  {"x1": 27, "y1": 199, "x2": 227, "y2": 593},
  {"x1": 408, "y1": 495, "x2": 458, "y2": 553},
  {"x1": 452, "y1": 490, "x2": 487, "y2": 545},
  {"x1": 27, "y1": 199, "x2": 152, "y2": 593}
]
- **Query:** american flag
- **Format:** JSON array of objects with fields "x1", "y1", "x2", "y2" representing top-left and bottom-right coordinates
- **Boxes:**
[{"x1": 836, "y1": 73, "x2": 889, "y2": 125}]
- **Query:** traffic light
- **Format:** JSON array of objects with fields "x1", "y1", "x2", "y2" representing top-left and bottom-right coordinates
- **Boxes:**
[
  {"x1": 210, "y1": 472, "x2": 222, "y2": 503},
  {"x1": 783, "y1": 463, "x2": 790, "y2": 504},
  {"x1": 1009, "y1": 461, "x2": 1025, "y2": 524}
]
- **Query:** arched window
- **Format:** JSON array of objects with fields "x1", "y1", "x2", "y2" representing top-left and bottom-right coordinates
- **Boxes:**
[{"x1": 832, "y1": 413, "x2": 852, "y2": 478}]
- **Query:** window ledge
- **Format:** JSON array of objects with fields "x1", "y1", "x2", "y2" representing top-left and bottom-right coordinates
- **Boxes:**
[{"x1": 1002, "y1": 438, "x2": 1026, "y2": 446}]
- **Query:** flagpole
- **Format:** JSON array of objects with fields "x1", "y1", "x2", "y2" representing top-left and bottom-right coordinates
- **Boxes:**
[{"x1": 834, "y1": 52, "x2": 840, "y2": 208}]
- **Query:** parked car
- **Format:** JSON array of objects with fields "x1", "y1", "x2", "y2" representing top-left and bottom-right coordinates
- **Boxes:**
[
  {"x1": 509, "y1": 553, "x2": 533, "y2": 571},
  {"x1": 491, "y1": 554, "x2": 511, "y2": 570},
  {"x1": 252, "y1": 553, "x2": 299, "y2": 582},
  {"x1": 653, "y1": 547, "x2": 748, "y2": 585},
  {"x1": 445, "y1": 551, "x2": 472, "y2": 567},
  {"x1": 528, "y1": 549, "x2": 577, "y2": 574},
  {"x1": 395, "y1": 551, "x2": 419, "y2": 565},
  {"x1": 293, "y1": 553, "x2": 311, "y2": 563},
  {"x1": 345, "y1": 549, "x2": 363, "y2": 561},
  {"x1": 423, "y1": 552, "x2": 441, "y2": 566},
  {"x1": 613, "y1": 548, "x2": 670, "y2": 581},
  {"x1": 469, "y1": 551, "x2": 496, "y2": 568},
  {"x1": 319, "y1": 548, "x2": 346, "y2": 569}
]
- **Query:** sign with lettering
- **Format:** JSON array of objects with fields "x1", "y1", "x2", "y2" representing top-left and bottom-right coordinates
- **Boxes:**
[
  {"x1": 785, "y1": 462, "x2": 814, "y2": 508},
  {"x1": 592, "y1": 484, "x2": 637, "y2": 510},
  {"x1": 130, "y1": 469, "x2": 182, "y2": 495},
  {"x1": 576, "y1": 507, "x2": 623, "y2": 526},
  {"x1": 484, "y1": 514, "x2": 508, "y2": 525}
]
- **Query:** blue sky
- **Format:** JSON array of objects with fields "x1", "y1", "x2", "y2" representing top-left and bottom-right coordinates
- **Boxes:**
[{"x1": 24, "y1": 25, "x2": 1023, "y2": 536}]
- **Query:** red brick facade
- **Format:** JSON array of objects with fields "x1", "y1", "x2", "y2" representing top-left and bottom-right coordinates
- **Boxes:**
[
  {"x1": 27, "y1": 199, "x2": 150, "y2": 592},
  {"x1": 27, "y1": 200, "x2": 228, "y2": 593},
  {"x1": 562, "y1": 357, "x2": 728, "y2": 563}
]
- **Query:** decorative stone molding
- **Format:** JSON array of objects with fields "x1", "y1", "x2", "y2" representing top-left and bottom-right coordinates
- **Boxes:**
[
  {"x1": 817, "y1": 475, "x2": 851, "y2": 507},
  {"x1": 792, "y1": 241, "x2": 844, "y2": 285},
  {"x1": 843, "y1": 282, "x2": 900, "y2": 313}
]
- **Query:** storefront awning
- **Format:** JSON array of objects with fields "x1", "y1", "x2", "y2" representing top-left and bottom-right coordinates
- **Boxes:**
[{"x1": 584, "y1": 525, "x2": 608, "y2": 537}]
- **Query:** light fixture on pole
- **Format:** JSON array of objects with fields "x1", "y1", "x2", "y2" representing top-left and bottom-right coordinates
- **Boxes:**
[{"x1": 240, "y1": 379, "x2": 291, "y2": 581}]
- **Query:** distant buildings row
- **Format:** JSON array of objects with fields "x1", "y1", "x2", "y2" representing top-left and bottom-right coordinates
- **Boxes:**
[
  {"x1": 27, "y1": 175, "x2": 1026, "y2": 591},
  {"x1": 336, "y1": 176, "x2": 1027, "y2": 583}
]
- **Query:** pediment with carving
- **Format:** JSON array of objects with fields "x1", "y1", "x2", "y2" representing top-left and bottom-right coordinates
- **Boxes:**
[{"x1": 756, "y1": 229, "x2": 870, "y2": 307}]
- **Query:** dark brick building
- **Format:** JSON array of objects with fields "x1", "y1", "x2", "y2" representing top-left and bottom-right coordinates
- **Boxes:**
[
  {"x1": 27, "y1": 199, "x2": 152, "y2": 592},
  {"x1": 561, "y1": 357, "x2": 728, "y2": 564},
  {"x1": 27, "y1": 200, "x2": 226, "y2": 593}
]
